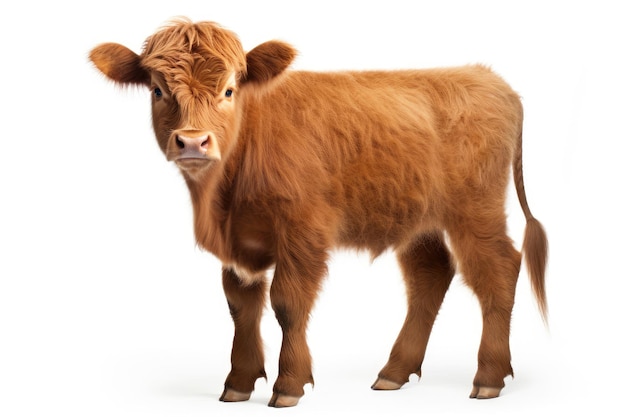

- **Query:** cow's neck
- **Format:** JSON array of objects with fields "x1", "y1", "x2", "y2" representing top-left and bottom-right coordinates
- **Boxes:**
[{"x1": 183, "y1": 163, "x2": 232, "y2": 262}]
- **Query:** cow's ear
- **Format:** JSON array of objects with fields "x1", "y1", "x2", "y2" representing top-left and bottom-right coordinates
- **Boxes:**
[
  {"x1": 89, "y1": 43, "x2": 149, "y2": 86},
  {"x1": 243, "y1": 41, "x2": 297, "y2": 85}
]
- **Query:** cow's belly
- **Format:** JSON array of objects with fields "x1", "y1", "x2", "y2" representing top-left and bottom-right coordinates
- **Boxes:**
[{"x1": 335, "y1": 195, "x2": 440, "y2": 256}]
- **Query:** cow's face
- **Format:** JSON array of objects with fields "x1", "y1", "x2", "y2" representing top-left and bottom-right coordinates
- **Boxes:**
[
  {"x1": 90, "y1": 20, "x2": 296, "y2": 180},
  {"x1": 144, "y1": 51, "x2": 243, "y2": 179}
]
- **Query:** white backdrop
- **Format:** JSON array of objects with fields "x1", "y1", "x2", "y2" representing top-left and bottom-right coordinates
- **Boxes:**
[{"x1": 1, "y1": 1, "x2": 624, "y2": 415}]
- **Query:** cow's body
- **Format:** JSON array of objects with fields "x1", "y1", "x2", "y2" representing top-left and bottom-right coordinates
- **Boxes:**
[
  {"x1": 192, "y1": 67, "x2": 521, "y2": 273},
  {"x1": 90, "y1": 19, "x2": 548, "y2": 407}
]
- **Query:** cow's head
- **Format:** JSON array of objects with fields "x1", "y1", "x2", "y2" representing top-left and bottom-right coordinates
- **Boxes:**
[{"x1": 90, "y1": 19, "x2": 296, "y2": 179}]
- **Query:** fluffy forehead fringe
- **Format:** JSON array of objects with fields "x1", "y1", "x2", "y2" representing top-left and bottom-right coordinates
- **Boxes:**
[{"x1": 141, "y1": 18, "x2": 247, "y2": 93}]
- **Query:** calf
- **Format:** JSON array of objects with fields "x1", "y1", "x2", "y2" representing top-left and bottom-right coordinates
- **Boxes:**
[{"x1": 90, "y1": 18, "x2": 548, "y2": 407}]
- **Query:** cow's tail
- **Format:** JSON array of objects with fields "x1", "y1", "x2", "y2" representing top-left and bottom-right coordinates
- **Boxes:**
[{"x1": 513, "y1": 126, "x2": 549, "y2": 324}]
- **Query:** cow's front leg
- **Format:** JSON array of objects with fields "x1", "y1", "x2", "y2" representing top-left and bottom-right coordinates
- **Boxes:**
[
  {"x1": 268, "y1": 240, "x2": 328, "y2": 407},
  {"x1": 220, "y1": 268, "x2": 267, "y2": 402}
]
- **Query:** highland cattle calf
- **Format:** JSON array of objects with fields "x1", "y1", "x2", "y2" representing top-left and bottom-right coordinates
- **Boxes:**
[{"x1": 90, "y1": 18, "x2": 548, "y2": 407}]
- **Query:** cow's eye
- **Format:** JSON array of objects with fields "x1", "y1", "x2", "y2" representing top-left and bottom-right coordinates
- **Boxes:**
[
  {"x1": 153, "y1": 87, "x2": 163, "y2": 98},
  {"x1": 225, "y1": 89, "x2": 233, "y2": 98}
]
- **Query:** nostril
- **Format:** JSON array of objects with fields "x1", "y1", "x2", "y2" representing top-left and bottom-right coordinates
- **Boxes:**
[{"x1": 173, "y1": 133, "x2": 216, "y2": 159}]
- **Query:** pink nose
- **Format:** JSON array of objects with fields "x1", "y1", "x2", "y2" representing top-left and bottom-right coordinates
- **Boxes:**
[{"x1": 175, "y1": 134, "x2": 210, "y2": 159}]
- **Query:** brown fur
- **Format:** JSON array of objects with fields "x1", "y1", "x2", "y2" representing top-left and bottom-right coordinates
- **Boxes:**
[{"x1": 90, "y1": 18, "x2": 548, "y2": 406}]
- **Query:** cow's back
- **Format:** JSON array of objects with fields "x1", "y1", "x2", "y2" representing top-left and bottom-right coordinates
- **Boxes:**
[{"x1": 235, "y1": 65, "x2": 522, "y2": 253}]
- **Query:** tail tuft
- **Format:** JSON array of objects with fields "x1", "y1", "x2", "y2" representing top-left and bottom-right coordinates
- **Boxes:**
[{"x1": 522, "y1": 216, "x2": 549, "y2": 324}]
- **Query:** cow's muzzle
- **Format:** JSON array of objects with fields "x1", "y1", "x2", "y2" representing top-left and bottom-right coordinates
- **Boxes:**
[{"x1": 167, "y1": 130, "x2": 222, "y2": 163}]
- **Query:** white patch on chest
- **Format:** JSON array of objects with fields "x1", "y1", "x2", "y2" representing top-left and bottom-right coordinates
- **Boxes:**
[{"x1": 225, "y1": 263, "x2": 267, "y2": 286}]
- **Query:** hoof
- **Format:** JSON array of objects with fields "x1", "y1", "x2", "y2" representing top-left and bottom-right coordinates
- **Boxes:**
[
  {"x1": 469, "y1": 386, "x2": 502, "y2": 399},
  {"x1": 268, "y1": 393, "x2": 300, "y2": 408},
  {"x1": 219, "y1": 388, "x2": 252, "y2": 402},
  {"x1": 371, "y1": 377, "x2": 403, "y2": 390}
]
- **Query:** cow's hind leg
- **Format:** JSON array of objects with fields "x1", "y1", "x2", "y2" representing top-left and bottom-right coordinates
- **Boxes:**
[
  {"x1": 447, "y1": 213, "x2": 521, "y2": 399},
  {"x1": 220, "y1": 268, "x2": 267, "y2": 402},
  {"x1": 373, "y1": 231, "x2": 455, "y2": 390}
]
